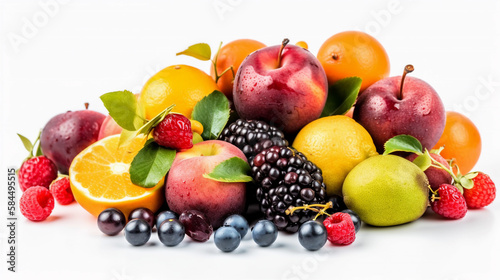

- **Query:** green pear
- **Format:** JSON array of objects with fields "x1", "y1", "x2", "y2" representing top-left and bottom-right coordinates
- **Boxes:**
[{"x1": 342, "y1": 155, "x2": 429, "y2": 226}]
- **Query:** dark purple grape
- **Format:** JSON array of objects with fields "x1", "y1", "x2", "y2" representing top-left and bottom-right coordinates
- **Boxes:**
[
  {"x1": 179, "y1": 210, "x2": 213, "y2": 242},
  {"x1": 128, "y1": 208, "x2": 155, "y2": 228},
  {"x1": 97, "y1": 208, "x2": 126, "y2": 236}
]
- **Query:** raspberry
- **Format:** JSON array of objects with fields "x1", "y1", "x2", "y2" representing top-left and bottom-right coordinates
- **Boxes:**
[
  {"x1": 153, "y1": 114, "x2": 193, "y2": 150},
  {"x1": 20, "y1": 186, "x2": 55, "y2": 221},
  {"x1": 431, "y1": 184, "x2": 467, "y2": 219},
  {"x1": 49, "y1": 177, "x2": 74, "y2": 205},
  {"x1": 18, "y1": 156, "x2": 58, "y2": 192},
  {"x1": 464, "y1": 173, "x2": 496, "y2": 209},
  {"x1": 323, "y1": 212, "x2": 356, "y2": 245}
]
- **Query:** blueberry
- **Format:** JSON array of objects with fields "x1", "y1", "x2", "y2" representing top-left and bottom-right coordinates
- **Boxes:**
[
  {"x1": 214, "y1": 226, "x2": 241, "y2": 252},
  {"x1": 341, "y1": 209, "x2": 362, "y2": 233},
  {"x1": 124, "y1": 219, "x2": 151, "y2": 246},
  {"x1": 156, "y1": 210, "x2": 178, "y2": 229},
  {"x1": 252, "y1": 220, "x2": 278, "y2": 247},
  {"x1": 97, "y1": 208, "x2": 126, "y2": 236},
  {"x1": 298, "y1": 221, "x2": 327, "y2": 251},
  {"x1": 158, "y1": 219, "x2": 185, "y2": 247},
  {"x1": 223, "y1": 215, "x2": 249, "y2": 238}
]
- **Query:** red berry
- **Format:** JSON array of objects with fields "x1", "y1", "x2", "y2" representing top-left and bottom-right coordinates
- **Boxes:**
[
  {"x1": 464, "y1": 173, "x2": 496, "y2": 209},
  {"x1": 431, "y1": 184, "x2": 467, "y2": 219},
  {"x1": 20, "y1": 186, "x2": 55, "y2": 221},
  {"x1": 18, "y1": 156, "x2": 58, "y2": 192},
  {"x1": 323, "y1": 212, "x2": 356, "y2": 245},
  {"x1": 153, "y1": 114, "x2": 193, "y2": 150},
  {"x1": 49, "y1": 177, "x2": 74, "y2": 205}
]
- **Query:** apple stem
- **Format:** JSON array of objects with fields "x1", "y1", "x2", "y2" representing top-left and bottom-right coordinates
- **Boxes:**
[
  {"x1": 277, "y1": 38, "x2": 290, "y2": 68},
  {"x1": 398, "y1": 64, "x2": 414, "y2": 100},
  {"x1": 84, "y1": 102, "x2": 89, "y2": 110}
]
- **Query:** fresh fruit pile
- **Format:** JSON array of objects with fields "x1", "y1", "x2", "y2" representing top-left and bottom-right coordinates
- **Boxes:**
[{"x1": 17, "y1": 31, "x2": 495, "y2": 253}]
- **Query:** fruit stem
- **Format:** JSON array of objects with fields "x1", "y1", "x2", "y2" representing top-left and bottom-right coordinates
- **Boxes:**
[
  {"x1": 217, "y1": 66, "x2": 235, "y2": 84},
  {"x1": 212, "y1": 42, "x2": 223, "y2": 83},
  {"x1": 286, "y1": 201, "x2": 333, "y2": 220},
  {"x1": 84, "y1": 102, "x2": 89, "y2": 110},
  {"x1": 398, "y1": 64, "x2": 414, "y2": 100},
  {"x1": 277, "y1": 38, "x2": 290, "y2": 68}
]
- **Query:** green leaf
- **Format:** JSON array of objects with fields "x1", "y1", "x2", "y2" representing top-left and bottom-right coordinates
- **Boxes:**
[
  {"x1": 35, "y1": 143, "x2": 43, "y2": 157},
  {"x1": 383, "y1": 135, "x2": 423, "y2": 155},
  {"x1": 192, "y1": 91, "x2": 230, "y2": 140},
  {"x1": 176, "y1": 43, "x2": 211, "y2": 61},
  {"x1": 129, "y1": 140, "x2": 176, "y2": 188},
  {"x1": 412, "y1": 153, "x2": 432, "y2": 171},
  {"x1": 17, "y1": 134, "x2": 33, "y2": 154},
  {"x1": 459, "y1": 177, "x2": 474, "y2": 190},
  {"x1": 463, "y1": 172, "x2": 479, "y2": 180},
  {"x1": 118, "y1": 129, "x2": 139, "y2": 148},
  {"x1": 321, "y1": 77, "x2": 362, "y2": 117},
  {"x1": 100, "y1": 90, "x2": 144, "y2": 131},
  {"x1": 203, "y1": 157, "x2": 252, "y2": 183}
]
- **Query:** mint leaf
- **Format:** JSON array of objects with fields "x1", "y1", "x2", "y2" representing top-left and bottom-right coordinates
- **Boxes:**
[
  {"x1": 203, "y1": 157, "x2": 252, "y2": 183},
  {"x1": 176, "y1": 43, "x2": 211, "y2": 61},
  {"x1": 130, "y1": 140, "x2": 176, "y2": 188},
  {"x1": 192, "y1": 91, "x2": 230, "y2": 140},
  {"x1": 100, "y1": 90, "x2": 144, "y2": 131},
  {"x1": 321, "y1": 77, "x2": 362, "y2": 117},
  {"x1": 383, "y1": 135, "x2": 423, "y2": 155},
  {"x1": 412, "y1": 153, "x2": 432, "y2": 171},
  {"x1": 17, "y1": 133, "x2": 33, "y2": 154}
]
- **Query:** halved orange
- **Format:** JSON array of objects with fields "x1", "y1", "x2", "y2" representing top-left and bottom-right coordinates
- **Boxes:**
[{"x1": 69, "y1": 135, "x2": 164, "y2": 218}]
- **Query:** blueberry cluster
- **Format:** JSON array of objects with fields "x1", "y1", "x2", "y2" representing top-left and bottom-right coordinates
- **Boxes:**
[
  {"x1": 251, "y1": 146, "x2": 327, "y2": 233},
  {"x1": 218, "y1": 119, "x2": 288, "y2": 162}
]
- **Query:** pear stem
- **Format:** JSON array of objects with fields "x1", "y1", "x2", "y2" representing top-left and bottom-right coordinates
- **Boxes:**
[
  {"x1": 277, "y1": 38, "x2": 290, "y2": 68},
  {"x1": 398, "y1": 64, "x2": 414, "y2": 100}
]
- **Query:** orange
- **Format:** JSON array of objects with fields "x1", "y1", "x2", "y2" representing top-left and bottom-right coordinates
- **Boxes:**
[
  {"x1": 140, "y1": 65, "x2": 219, "y2": 119},
  {"x1": 433, "y1": 111, "x2": 482, "y2": 174},
  {"x1": 210, "y1": 39, "x2": 266, "y2": 100},
  {"x1": 295, "y1": 41, "x2": 308, "y2": 49},
  {"x1": 292, "y1": 116, "x2": 378, "y2": 196},
  {"x1": 317, "y1": 31, "x2": 390, "y2": 92},
  {"x1": 69, "y1": 135, "x2": 165, "y2": 218}
]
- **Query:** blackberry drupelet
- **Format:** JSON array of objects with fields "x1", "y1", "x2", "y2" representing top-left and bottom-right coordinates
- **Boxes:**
[
  {"x1": 218, "y1": 119, "x2": 288, "y2": 162},
  {"x1": 251, "y1": 146, "x2": 327, "y2": 233}
]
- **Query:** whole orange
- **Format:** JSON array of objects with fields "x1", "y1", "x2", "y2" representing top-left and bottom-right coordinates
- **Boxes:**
[
  {"x1": 433, "y1": 111, "x2": 482, "y2": 174},
  {"x1": 317, "y1": 31, "x2": 390, "y2": 92},
  {"x1": 210, "y1": 39, "x2": 266, "y2": 100}
]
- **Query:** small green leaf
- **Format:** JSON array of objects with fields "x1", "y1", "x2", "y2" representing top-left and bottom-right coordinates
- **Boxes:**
[
  {"x1": 412, "y1": 153, "x2": 432, "y2": 171},
  {"x1": 321, "y1": 77, "x2": 362, "y2": 117},
  {"x1": 459, "y1": 177, "x2": 474, "y2": 190},
  {"x1": 203, "y1": 157, "x2": 252, "y2": 183},
  {"x1": 130, "y1": 140, "x2": 176, "y2": 188},
  {"x1": 192, "y1": 91, "x2": 230, "y2": 140},
  {"x1": 118, "y1": 129, "x2": 139, "y2": 148},
  {"x1": 100, "y1": 90, "x2": 144, "y2": 131},
  {"x1": 35, "y1": 143, "x2": 43, "y2": 157},
  {"x1": 17, "y1": 134, "x2": 33, "y2": 154},
  {"x1": 176, "y1": 43, "x2": 211, "y2": 61},
  {"x1": 383, "y1": 135, "x2": 423, "y2": 155},
  {"x1": 463, "y1": 172, "x2": 479, "y2": 180}
]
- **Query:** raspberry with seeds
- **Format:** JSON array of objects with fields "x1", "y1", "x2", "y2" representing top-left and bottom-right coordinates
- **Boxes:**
[
  {"x1": 464, "y1": 172, "x2": 496, "y2": 209},
  {"x1": 431, "y1": 184, "x2": 467, "y2": 219},
  {"x1": 50, "y1": 177, "x2": 74, "y2": 205},
  {"x1": 20, "y1": 186, "x2": 55, "y2": 221},
  {"x1": 153, "y1": 114, "x2": 193, "y2": 150},
  {"x1": 323, "y1": 212, "x2": 356, "y2": 245},
  {"x1": 18, "y1": 156, "x2": 58, "y2": 192}
]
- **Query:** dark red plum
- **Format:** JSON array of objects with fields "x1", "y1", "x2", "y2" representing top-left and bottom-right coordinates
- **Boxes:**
[{"x1": 407, "y1": 153, "x2": 452, "y2": 191}]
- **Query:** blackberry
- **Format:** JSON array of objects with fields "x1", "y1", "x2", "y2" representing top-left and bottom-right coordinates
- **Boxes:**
[
  {"x1": 251, "y1": 146, "x2": 327, "y2": 233},
  {"x1": 218, "y1": 119, "x2": 288, "y2": 162}
]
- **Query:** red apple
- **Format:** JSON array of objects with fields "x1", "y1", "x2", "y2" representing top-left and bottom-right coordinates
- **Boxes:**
[
  {"x1": 41, "y1": 106, "x2": 105, "y2": 174},
  {"x1": 233, "y1": 39, "x2": 328, "y2": 134},
  {"x1": 165, "y1": 140, "x2": 247, "y2": 228},
  {"x1": 97, "y1": 115, "x2": 122, "y2": 140},
  {"x1": 407, "y1": 152, "x2": 452, "y2": 191},
  {"x1": 353, "y1": 65, "x2": 446, "y2": 153}
]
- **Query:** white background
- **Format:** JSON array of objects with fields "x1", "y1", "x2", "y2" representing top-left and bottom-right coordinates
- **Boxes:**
[{"x1": 1, "y1": 0, "x2": 500, "y2": 279}]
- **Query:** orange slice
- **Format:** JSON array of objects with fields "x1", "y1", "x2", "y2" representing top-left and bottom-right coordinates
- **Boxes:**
[{"x1": 69, "y1": 135, "x2": 164, "y2": 218}]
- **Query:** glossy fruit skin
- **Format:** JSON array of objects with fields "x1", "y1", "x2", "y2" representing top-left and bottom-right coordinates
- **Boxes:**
[
  {"x1": 431, "y1": 184, "x2": 467, "y2": 219},
  {"x1": 140, "y1": 65, "x2": 219, "y2": 120},
  {"x1": 49, "y1": 177, "x2": 74, "y2": 205},
  {"x1": 341, "y1": 209, "x2": 362, "y2": 233},
  {"x1": 210, "y1": 39, "x2": 266, "y2": 100},
  {"x1": 128, "y1": 208, "x2": 155, "y2": 228},
  {"x1": 97, "y1": 208, "x2": 126, "y2": 236},
  {"x1": 407, "y1": 153, "x2": 452, "y2": 191},
  {"x1": 41, "y1": 110, "x2": 106, "y2": 174},
  {"x1": 464, "y1": 173, "x2": 496, "y2": 209},
  {"x1": 325, "y1": 195, "x2": 347, "y2": 215},
  {"x1": 156, "y1": 210, "x2": 179, "y2": 229},
  {"x1": 19, "y1": 186, "x2": 54, "y2": 221},
  {"x1": 153, "y1": 113, "x2": 193, "y2": 150},
  {"x1": 252, "y1": 220, "x2": 278, "y2": 247},
  {"x1": 214, "y1": 226, "x2": 241, "y2": 252},
  {"x1": 18, "y1": 156, "x2": 58, "y2": 192},
  {"x1": 323, "y1": 212, "x2": 356, "y2": 245},
  {"x1": 317, "y1": 31, "x2": 390, "y2": 92},
  {"x1": 354, "y1": 76, "x2": 446, "y2": 153},
  {"x1": 433, "y1": 112, "x2": 481, "y2": 174},
  {"x1": 158, "y1": 219, "x2": 185, "y2": 247},
  {"x1": 97, "y1": 115, "x2": 122, "y2": 140},
  {"x1": 298, "y1": 221, "x2": 327, "y2": 251},
  {"x1": 223, "y1": 214, "x2": 249, "y2": 238},
  {"x1": 179, "y1": 210, "x2": 213, "y2": 242},
  {"x1": 233, "y1": 44, "x2": 328, "y2": 134},
  {"x1": 124, "y1": 219, "x2": 151, "y2": 246}
]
